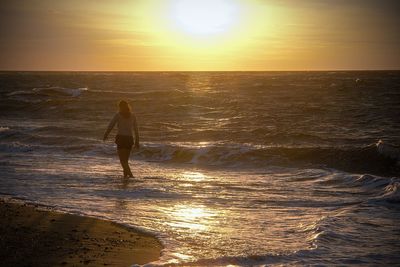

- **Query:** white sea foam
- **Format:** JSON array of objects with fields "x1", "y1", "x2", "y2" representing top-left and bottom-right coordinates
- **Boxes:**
[
  {"x1": 32, "y1": 86, "x2": 88, "y2": 97},
  {"x1": 6, "y1": 90, "x2": 32, "y2": 96}
]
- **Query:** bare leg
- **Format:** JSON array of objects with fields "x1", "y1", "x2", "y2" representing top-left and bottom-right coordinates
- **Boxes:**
[
  {"x1": 124, "y1": 148, "x2": 133, "y2": 177},
  {"x1": 117, "y1": 148, "x2": 133, "y2": 178}
]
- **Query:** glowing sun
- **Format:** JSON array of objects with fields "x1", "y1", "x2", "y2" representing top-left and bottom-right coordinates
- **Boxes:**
[{"x1": 171, "y1": 0, "x2": 240, "y2": 36}]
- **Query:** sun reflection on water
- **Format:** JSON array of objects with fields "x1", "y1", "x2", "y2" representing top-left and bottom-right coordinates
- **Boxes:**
[
  {"x1": 166, "y1": 204, "x2": 217, "y2": 231},
  {"x1": 182, "y1": 171, "x2": 207, "y2": 182}
]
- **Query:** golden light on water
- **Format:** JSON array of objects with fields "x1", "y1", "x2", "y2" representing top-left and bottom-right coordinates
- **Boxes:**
[
  {"x1": 173, "y1": 206, "x2": 210, "y2": 220},
  {"x1": 167, "y1": 205, "x2": 216, "y2": 231},
  {"x1": 182, "y1": 171, "x2": 207, "y2": 182}
]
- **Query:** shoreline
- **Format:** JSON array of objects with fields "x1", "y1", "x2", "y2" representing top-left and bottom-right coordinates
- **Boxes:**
[{"x1": 0, "y1": 198, "x2": 162, "y2": 267}]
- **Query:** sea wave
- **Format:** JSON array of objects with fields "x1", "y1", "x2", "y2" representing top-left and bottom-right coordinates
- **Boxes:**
[
  {"x1": 131, "y1": 142, "x2": 399, "y2": 176},
  {"x1": 315, "y1": 173, "x2": 400, "y2": 208},
  {"x1": 32, "y1": 86, "x2": 88, "y2": 97},
  {"x1": 1, "y1": 133, "x2": 398, "y2": 176},
  {"x1": 371, "y1": 180, "x2": 400, "y2": 204},
  {"x1": 6, "y1": 86, "x2": 88, "y2": 103}
]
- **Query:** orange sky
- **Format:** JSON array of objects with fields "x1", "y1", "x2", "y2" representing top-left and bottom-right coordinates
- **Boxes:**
[{"x1": 0, "y1": 0, "x2": 399, "y2": 71}]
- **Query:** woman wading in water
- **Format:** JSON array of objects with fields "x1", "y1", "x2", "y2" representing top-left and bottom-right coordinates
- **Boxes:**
[{"x1": 103, "y1": 100, "x2": 139, "y2": 178}]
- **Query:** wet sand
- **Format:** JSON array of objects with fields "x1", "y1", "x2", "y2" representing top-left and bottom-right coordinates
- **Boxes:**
[{"x1": 0, "y1": 199, "x2": 162, "y2": 267}]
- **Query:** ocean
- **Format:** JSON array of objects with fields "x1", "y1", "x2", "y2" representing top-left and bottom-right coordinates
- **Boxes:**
[{"x1": 0, "y1": 71, "x2": 399, "y2": 266}]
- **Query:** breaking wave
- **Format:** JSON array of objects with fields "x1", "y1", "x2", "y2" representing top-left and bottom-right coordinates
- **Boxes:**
[
  {"x1": 1, "y1": 129, "x2": 398, "y2": 177},
  {"x1": 5, "y1": 86, "x2": 88, "y2": 103},
  {"x1": 32, "y1": 86, "x2": 88, "y2": 97},
  {"x1": 131, "y1": 142, "x2": 399, "y2": 176}
]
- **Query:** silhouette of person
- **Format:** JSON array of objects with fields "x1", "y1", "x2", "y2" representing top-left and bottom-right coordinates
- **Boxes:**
[{"x1": 103, "y1": 100, "x2": 139, "y2": 178}]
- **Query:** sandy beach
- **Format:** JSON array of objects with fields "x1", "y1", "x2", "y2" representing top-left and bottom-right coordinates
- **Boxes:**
[{"x1": 0, "y1": 199, "x2": 162, "y2": 267}]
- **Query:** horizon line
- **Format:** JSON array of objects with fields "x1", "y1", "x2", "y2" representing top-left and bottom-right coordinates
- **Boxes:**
[{"x1": 1, "y1": 69, "x2": 399, "y2": 72}]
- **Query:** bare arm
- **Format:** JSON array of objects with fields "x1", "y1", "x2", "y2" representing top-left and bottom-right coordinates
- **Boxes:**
[
  {"x1": 133, "y1": 114, "x2": 140, "y2": 148},
  {"x1": 103, "y1": 114, "x2": 118, "y2": 141}
]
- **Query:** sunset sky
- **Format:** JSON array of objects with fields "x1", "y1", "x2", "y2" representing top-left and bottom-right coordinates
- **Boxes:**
[{"x1": 1, "y1": 0, "x2": 399, "y2": 71}]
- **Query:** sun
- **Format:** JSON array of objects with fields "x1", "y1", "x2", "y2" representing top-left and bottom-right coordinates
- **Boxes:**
[{"x1": 170, "y1": 0, "x2": 240, "y2": 36}]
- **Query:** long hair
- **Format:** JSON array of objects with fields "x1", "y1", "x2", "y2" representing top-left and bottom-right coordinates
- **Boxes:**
[{"x1": 118, "y1": 100, "x2": 132, "y2": 118}]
